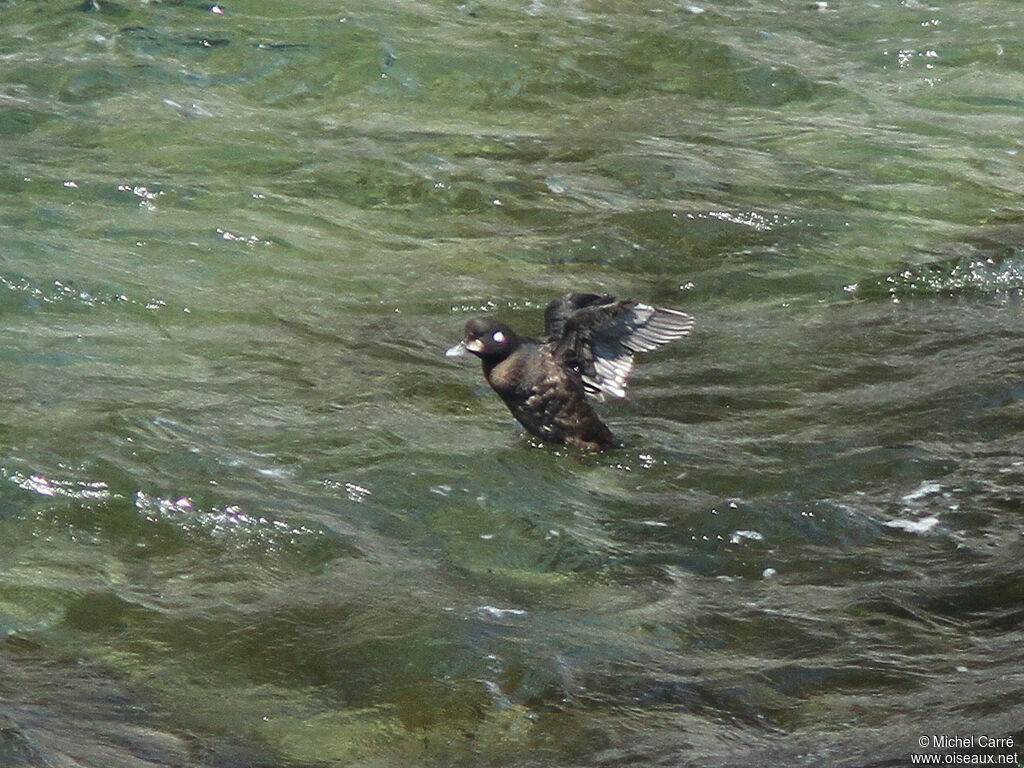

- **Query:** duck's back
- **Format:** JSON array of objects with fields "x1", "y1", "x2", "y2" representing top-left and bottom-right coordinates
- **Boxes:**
[{"x1": 483, "y1": 341, "x2": 615, "y2": 451}]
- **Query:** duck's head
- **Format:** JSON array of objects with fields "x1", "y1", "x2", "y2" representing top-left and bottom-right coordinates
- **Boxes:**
[{"x1": 446, "y1": 316, "x2": 519, "y2": 362}]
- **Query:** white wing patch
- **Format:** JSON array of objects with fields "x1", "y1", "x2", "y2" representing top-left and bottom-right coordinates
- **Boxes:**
[
  {"x1": 583, "y1": 304, "x2": 694, "y2": 400},
  {"x1": 585, "y1": 353, "x2": 633, "y2": 399}
]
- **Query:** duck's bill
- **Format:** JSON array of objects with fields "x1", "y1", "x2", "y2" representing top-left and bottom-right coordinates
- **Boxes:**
[
  {"x1": 446, "y1": 340, "x2": 468, "y2": 357},
  {"x1": 446, "y1": 338, "x2": 484, "y2": 357}
]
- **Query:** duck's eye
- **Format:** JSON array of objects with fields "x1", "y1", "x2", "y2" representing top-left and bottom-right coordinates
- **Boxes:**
[{"x1": 491, "y1": 330, "x2": 506, "y2": 344}]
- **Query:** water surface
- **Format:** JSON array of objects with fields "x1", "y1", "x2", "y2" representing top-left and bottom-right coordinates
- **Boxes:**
[{"x1": 2, "y1": 1, "x2": 1024, "y2": 766}]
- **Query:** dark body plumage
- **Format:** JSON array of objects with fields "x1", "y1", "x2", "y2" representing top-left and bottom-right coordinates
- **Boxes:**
[{"x1": 447, "y1": 293, "x2": 695, "y2": 451}]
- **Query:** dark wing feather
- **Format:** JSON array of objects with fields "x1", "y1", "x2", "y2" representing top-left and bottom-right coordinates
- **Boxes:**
[
  {"x1": 555, "y1": 298, "x2": 695, "y2": 399},
  {"x1": 544, "y1": 293, "x2": 614, "y2": 339}
]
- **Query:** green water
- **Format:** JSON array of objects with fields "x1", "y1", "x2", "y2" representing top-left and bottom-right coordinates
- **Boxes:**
[{"x1": 2, "y1": 1, "x2": 1024, "y2": 766}]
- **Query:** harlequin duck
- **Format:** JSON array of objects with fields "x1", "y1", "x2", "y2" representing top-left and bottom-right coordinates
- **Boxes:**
[{"x1": 446, "y1": 293, "x2": 695, "y2": 451}]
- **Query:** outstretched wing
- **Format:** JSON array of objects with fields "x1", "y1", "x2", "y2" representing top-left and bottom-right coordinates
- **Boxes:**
[{"x1": 553, "y1": 296, "x2": 695, "y2": 399}]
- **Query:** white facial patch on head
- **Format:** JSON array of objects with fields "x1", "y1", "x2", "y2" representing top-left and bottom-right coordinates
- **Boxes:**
[{"x1": 492, "y1": 330, "x2": 506, "y2": 344}]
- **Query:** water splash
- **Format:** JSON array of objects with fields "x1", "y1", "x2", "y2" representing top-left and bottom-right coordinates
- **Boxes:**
[
  {"x1": 849, "y1": 250, "x2": 1024, "y2": 300},
  {"x1": 5, "y1": 470, "x2": 113, "y2": 501},
  {"x1": 0, "y1": 273, "x2": 173, "y2": 312}
]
